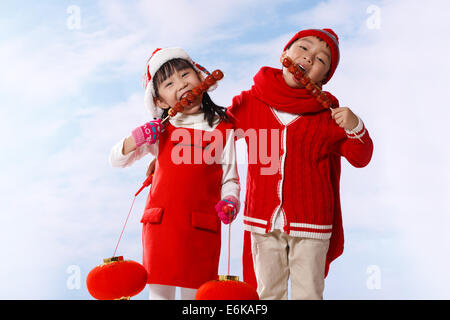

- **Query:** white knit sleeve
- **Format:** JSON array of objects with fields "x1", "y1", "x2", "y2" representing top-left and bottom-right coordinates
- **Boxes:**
[
  {"x1": 109, "y1": 137, "x2": 158, "y2": 168},
  {"x1": 344, "y1": 115, "x2": 367, "y2": 140},
  {"x1": 220, "y1": 128, "x2": 241, "y2": 210}
]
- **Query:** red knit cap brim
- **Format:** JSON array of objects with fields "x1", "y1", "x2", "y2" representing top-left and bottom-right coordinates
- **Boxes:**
[{"x1": 283, "y1": 28, "x2": 340, "y2": 84}]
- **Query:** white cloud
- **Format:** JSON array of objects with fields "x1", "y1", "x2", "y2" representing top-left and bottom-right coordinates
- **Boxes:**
[{"x1": 287, "y1": 0, "x2": 372, "y2": 33}]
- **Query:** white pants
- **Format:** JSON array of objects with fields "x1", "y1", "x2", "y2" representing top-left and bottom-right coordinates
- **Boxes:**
[
  {"x1": 148, "y1": 284, "x2": 197, "y2": 300},
  {"x1": 251, "y1": 230, "x2": 330, "y2": 300}
]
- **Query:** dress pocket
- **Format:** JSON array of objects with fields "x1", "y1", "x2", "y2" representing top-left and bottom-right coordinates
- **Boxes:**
[
  {"x1": 191, "y1": 211, "x2": 219, "y2": 233},
  {"x1": 140, "y1": 207, "x2": 164, "y2": 224}
]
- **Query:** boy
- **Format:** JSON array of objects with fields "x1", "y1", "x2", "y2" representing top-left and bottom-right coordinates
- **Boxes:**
[{"x1": 226, "y1": 28, "x2": 373, "y2": 299}]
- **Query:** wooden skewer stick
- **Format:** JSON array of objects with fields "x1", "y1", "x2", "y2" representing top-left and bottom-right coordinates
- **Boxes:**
[
  {"x1": 282, "y1": 57, "x2": 364, "y2": 144},
  {"x1": 161, "y1": 114, "x2": 171, "y2": 124}
]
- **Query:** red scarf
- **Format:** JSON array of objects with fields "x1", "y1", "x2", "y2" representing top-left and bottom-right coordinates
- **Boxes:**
[{"x1": 250, "y1": 66, "x2": 339, "y2": 114}]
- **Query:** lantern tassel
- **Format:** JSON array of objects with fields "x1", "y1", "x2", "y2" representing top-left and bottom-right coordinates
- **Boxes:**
[{"x1": 135, "y1": 174, "x2": 153, "y2": 197}]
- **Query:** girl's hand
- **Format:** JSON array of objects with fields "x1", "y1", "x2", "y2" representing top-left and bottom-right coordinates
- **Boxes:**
[
  {"x1": 132, "y1": 119, "x2": 164, "y2": 147},
  {"x1": 215, "y1": 196, "x2": 239, "y2": 225},
  {"x1": 146, "y1": 158, "x2": 156, "y2": 177},
  {"x1": 331, "y1": 107, "x2": 359, "y2": 131}
]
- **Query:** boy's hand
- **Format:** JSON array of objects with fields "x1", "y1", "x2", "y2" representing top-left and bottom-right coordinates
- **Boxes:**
[{"x1": 331, "y1": 107, "x2": 359, "y2": 131}]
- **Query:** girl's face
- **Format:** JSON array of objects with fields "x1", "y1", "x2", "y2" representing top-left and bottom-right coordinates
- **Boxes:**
[
  {"x1": 281, "y1": 36, "x2": 331, "y2": 89},
  {"x1": 155, "y1": 66, "x2": 203, "y2": 115}
]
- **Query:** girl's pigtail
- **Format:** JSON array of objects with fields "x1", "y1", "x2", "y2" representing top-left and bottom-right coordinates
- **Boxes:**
[{"x1": 202, "y1": 92, "x2": 229, "y2": 127}]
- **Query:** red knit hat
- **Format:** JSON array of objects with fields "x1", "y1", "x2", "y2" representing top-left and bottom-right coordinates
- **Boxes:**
[{"x1": 283, "y1": 28, "x2": 340, "y2": 84}]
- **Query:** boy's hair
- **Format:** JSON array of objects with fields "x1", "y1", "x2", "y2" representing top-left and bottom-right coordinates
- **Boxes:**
[{"x1": 153, "y1": 58, "x2": 229, "y2": 127}]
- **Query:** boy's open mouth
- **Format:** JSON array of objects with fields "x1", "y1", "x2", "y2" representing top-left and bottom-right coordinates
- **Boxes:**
[{"x1": 297, "y1": 63, "x2": 306, "y2": 73}]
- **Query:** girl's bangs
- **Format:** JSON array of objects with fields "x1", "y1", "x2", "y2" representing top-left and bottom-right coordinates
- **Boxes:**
[{"x1": 153, "y1": 58, "x2": 194, "y2": 94}]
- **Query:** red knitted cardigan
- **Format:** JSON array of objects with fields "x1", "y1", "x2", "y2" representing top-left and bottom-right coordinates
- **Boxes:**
[{"x1": 227, "y1": 67, "x2": 373, "y2": 288}]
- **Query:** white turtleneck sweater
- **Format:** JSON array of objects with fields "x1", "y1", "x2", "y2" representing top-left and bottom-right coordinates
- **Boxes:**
[{"x1": 109, "y1": 111, "x2": 240, "y2": 204}]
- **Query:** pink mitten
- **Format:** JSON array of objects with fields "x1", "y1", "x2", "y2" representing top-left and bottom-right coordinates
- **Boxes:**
[
  {"x1": 132, "y1": 119, "x2": 164, "y2": 147},
  {"x1": 215, "y1": 196, "x2": 239, "y2": 224}
]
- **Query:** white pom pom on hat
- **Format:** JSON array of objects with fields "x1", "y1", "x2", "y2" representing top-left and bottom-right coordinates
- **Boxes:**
[{"x1": 142, "y1": 47, "x2": 216, "y2": 119}]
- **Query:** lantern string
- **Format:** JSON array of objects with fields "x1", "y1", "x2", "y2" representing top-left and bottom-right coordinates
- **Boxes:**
[
  {"x1": 113, "y1": 195, "x2": 137, "y2": 258},
  {"x1": 227, "y1": 209, "x2": 232, "y2": 275},
  {"x1": 228, "y1": 223, "x2": 231, "y2": 275}
]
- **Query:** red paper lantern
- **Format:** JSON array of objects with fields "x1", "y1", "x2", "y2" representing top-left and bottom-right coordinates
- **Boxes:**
[
  {"x1": 195, "y1": 275, "x2": 259, "y2": 300},
  {"x1": 86, "y1": 256, "x2": 148, "y2": 300}
]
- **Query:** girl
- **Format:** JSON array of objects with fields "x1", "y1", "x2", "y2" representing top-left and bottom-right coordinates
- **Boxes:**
[{"x1": 109, "y1": 47, "x2": 240, "y2": 300}]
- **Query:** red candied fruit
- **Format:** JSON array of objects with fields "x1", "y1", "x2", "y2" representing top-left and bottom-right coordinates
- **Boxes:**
[
  {"x1": 294, "y1": 69, "x2": 303, "y2": 80},
  {"x1": 205, "y1": 75, "x2": 216, "y2": 86},
  {"x1": 192, "y1": 87, "x2": 202, "y2": 96},
  {"x1": 299, "y1": 76, "x2": 310, "y2": 86},
  {"x1": 305, "y1": 82, "x2": 315, "y2": 91},
  {"x1": 282, "y1": 57, "x2": 292, "y2": 68},
  {"x1": 212, "y1": 70, "x2": 224, "y2": 80},
  {"x1": 186, "y1": 92, "x2": 195, "y2": 103},
  {"x1": 310, "y1": 88, "x2": 320, "y2": 97},
  {"x1": 288, "y1": 65, "x2": 297, "y2": 74},
  {"x1": 180, "y1": 98, "x2": 189, "y2": 107},
  {"x1": 200, "y1": 82, "x2": 209, "y2": 91},
  {"x1": 173, "y1": 102, "x2": 183, "y2": 112},
  {"x1": 168, "y1": 109, "x2": 177, "y2": 117}
]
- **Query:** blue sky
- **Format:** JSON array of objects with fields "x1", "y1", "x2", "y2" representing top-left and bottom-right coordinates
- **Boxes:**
[{"x1": 1, "y1": 0, "x2": 450, "y2": 299}]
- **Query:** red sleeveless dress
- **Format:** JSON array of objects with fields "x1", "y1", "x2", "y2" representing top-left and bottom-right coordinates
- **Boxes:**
[{"x1": 141, "y1": 120, "x2": 232, "y2": 289}]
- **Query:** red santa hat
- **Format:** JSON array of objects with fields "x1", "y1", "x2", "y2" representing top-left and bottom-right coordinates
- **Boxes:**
[
  {"x1": 283, "y1": 28, "x2": 340, "y2": 84},
  {"x1": 142, "y1": 47, "x2": 215, "y2": 119}
]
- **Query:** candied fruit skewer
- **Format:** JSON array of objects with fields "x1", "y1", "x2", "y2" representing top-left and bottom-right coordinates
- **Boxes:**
[
  {"x1": 161, "y1": 69, "x2": 224, "y2": 124},
  {"x1": 282, "y1": 57, "x2": 363, "y2": 143}
]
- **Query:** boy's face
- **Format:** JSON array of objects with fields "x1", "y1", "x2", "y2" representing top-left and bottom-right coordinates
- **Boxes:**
[{"x1": 280, "y1": 36, "x2": 332, "y2": 89}]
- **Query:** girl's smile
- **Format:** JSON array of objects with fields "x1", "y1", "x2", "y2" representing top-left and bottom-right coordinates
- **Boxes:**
[{"x1": 155, "y1": 67, "x2": 203, "y2": 115}]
